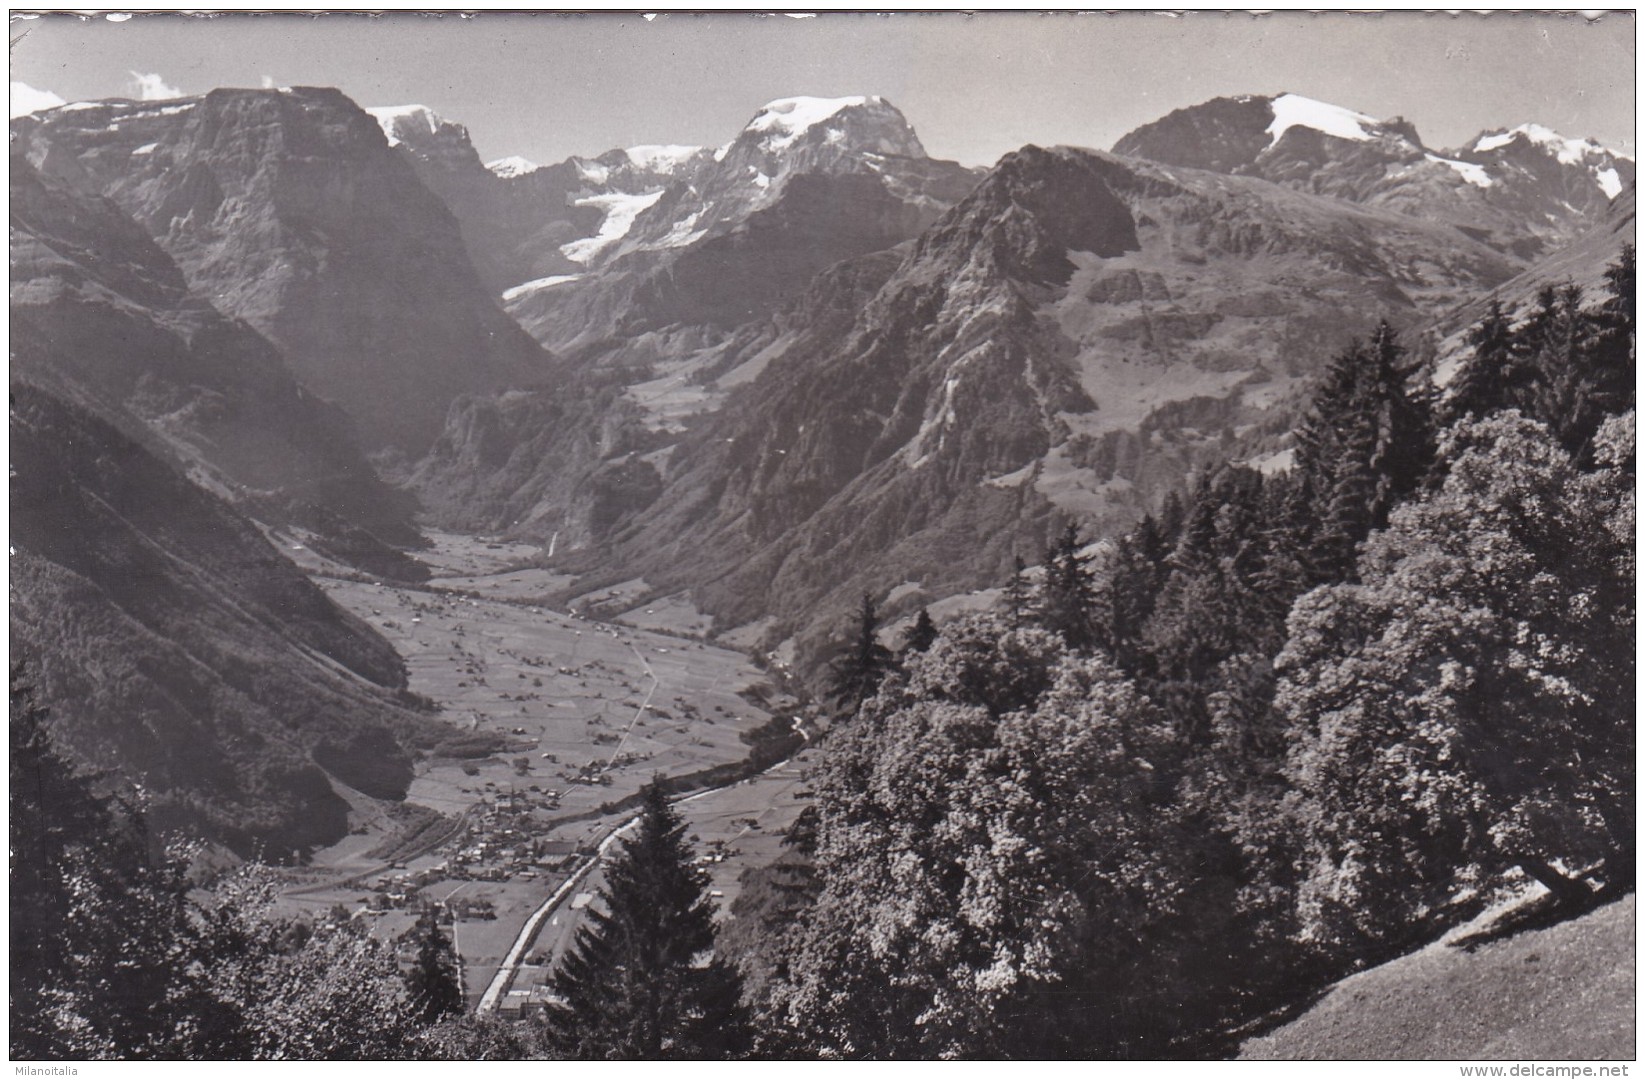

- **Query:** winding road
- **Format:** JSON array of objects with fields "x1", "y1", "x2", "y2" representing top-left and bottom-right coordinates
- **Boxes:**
[{"x1": 474, "y1": 729, "x2": 807, "y2": 1013}]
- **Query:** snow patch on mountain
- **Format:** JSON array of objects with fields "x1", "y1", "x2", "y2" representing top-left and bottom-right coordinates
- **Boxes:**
[
  {"x1": 575, "y1": 158, "x2": 611, "y2": 185},
  {"x1": 1425, "y1": 153, "x2": 1494, "y2": 188},
  {"x1": 747, "y1": 95, "x2": 883, "y2": 151},
  {"x1": 1597, "y1": 167, "x2": 1623, "y2": 199},
  {"x1": 1473, "y1": 123, "x2": 1623, "y2": 165},
  {"x1": 487, "y1": 155, "x2": 540, "y2": 178},
  {"x1": 560, "y1": 189, "x2": 666, "y2": 264},
  {"x1": 624, "y1": 144, "x2": 702, "y2": 172},
  {"x1": 501, "y1": 274, "x2": 582, "y2": 301},
  {"x1": 656, "y1": 210, "x2": 707, "y2": 249},
  {"x1": 11, "y1": 81, "x2": 65, "y2": 119},
  {"x1": 365, "y1": 104, "x2": 441, "y2": 148},
  {"x1": 1266, "y1": 93, "x2": 1380, "y2": 147}
]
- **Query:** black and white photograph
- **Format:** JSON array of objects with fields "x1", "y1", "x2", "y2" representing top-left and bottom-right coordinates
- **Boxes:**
[{"x1": 7, "y1": 7, "x2": 1636, "y2": 1065}]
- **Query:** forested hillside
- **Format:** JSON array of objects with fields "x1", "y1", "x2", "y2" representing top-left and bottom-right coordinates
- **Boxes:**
[
  {"x1": 8, "y1": 20, "x2": 1631, "y2": 1059},
  {"x1": 722, "y1": 248, "x2": 1636, "y2": 1058}
]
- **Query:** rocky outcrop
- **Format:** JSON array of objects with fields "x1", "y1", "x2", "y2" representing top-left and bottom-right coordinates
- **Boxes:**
[
  {"x1": 411, "y1": 95, "x2": 983, "y2": 554},
  {"x1": 12, "y1": 88, "x2": 548, "y2": 452},
  {"x1": 552, "y1": 143, "x2": 1522, "y2": 663},
  {"x1": 9, "y1": 153, "x2": 421, "y2": 547},
  {"x1": 501, "y1": 95, "x2": 980, "y2": 359}
]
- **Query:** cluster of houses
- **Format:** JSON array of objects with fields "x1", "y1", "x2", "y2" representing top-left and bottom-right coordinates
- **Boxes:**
[
  {"x1": 353, "y1": 789, "x2": 596, "y2": 919},
  {"x1": 448, "y1": 795, "x2": 589, "y2": 884}
]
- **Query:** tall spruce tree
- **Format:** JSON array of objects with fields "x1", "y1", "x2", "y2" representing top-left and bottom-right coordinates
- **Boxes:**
[
  {"x1": 1038, "y1": 524, "x2": 1098, "y2": 649},
  {"x1": 1294, "y1": 323, "x2": 1432, "y2": 583},
  {"x1": 403, "y1": 912, "x2": 464, "y2": 1027},
  {"x1": 543, "y1": 781, "x2": 750, "y2": 1059},
  {"x1": 1446, "y1": 298, "x2": 1519, "y2": 423},
  {"x1": 827, "y1": 593, "x2": 895, "y2": 714},
  {"x1": 1003, "y1": 554, "x2": 1032, "y2": 628},
  {"x1": 1447, "y1": 249, "x2": 1634, "y2": 464}
]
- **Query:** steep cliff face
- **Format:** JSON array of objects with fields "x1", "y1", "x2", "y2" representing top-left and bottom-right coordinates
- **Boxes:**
[
  {"x1": 411, "y1": 95, "x2": 982, "y2": 545},
  {"x1": 10, "y1": 381, "x2": 437, "y2": 858},
  {"x1": 500, "y1": 95, "x2": 980, "y2": 360},
  {"x1": 13, "y1": 88, "x2": 547, "y2": 452},
  {"x1": 1114, "y1": 92, "x2": 1633, "y2": 261},
  {"x1": 553, "y1": 143, "x2": 1522, "y2": 659},
  {"x1": 9, "y1": 154, "x2": 420, "y2": 547}
]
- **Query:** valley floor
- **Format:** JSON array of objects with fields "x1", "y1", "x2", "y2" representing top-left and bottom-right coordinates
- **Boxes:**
[{"x1": 268, "y1": 530, "x2": 809, "y2": 1010}]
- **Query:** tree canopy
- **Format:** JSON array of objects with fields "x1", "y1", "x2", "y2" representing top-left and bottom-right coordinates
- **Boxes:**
[{"x1": 543, "y1": 781, "x2": 751, "y2": 1059}]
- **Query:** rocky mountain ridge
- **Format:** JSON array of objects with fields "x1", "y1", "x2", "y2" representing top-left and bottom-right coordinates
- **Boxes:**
[
  {"x1": 539, "y1": 140, "x2": 1531, "y2": 660},
  {"x1": 1114, "y1": 91, "x2": 1633, "y2": 261},
  {"x1": 13, "y1": 81, "x2": 1633, "y2": 767},
  {"x1": 404, "y1": 89, "x2": 1630, "y2": 671},
  {"x1": 12, "y1": 87, "x2": 549, "y2": 452},
  {"x1": 368, "y1": 102, "x2": 714, "y2": 294},
  {"x1": 10, "y1": 152, "x2": 422, "y2": 550},
  {"x1": 498, "y1": 95, "x2": 980, "y2": 360}
]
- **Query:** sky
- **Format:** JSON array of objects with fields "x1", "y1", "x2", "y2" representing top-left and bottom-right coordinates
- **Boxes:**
[{"x1": 8, "y1": 10, "x2": 1636, "y2": 168}]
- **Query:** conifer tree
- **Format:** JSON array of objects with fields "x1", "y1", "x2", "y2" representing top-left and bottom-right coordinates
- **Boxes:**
[
  {"x1": 1002, "y1": 554, "x2": 1032, "y2": 628},
  {"x1": 543, "y1": 781, "x2": 751, "y2": 1059},
  {"x1": 827, "y1": 593, "x2": 894, "y2": 714},
  {"x1": 900, "y1": 607, "x2": 938, "y2": 657},
  {"x1": 1294, "y1": 324, "x2": 1432, "y2": 583},
  {"x1": 1038, "y1": 524, "x2": 1098, "y2": 649},
  {"x1": 1090, "y1": 533, "x2": 1161, "y2": 678},
  {"x1": 403, "y1": 912, "x2": 464, "y2": 1027},
  {"x1": 1446, "y1": 298, "x2": 1518, "y2": 423},
  {"x1": 1447, "y1": 250, "x2": 1634, "y2": 464},
  {"x1": 1157, "y1": 491, "x2": 1187, "y2": 548},
  {"x1": 9, "y1": 663, "x2": 211, "y2": 1058}
]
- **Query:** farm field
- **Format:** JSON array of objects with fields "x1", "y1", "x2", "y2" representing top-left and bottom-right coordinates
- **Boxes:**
[
  {"x1": 273, "y1": 531, "x2": 802, "y2": 999},
  {"x1": 316, "y1": 574, "x2": 776, "y2": 823},
  {"x1": 614, "y1": 591, "x2": 716, "y2": 637}
]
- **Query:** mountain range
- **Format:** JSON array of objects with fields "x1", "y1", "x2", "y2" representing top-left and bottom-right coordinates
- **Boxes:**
[{"x1": 11, "y1": 84, "x2": 1632, "y2": 850}]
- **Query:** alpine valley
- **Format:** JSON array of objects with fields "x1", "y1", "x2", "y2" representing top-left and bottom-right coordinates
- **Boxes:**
[
  {"x1": 12, "y1": 79, "x2": 1633, "y2": 849},
  {"x1": 10, "y1": 76, "x2": 1635, "y2": 1060}
]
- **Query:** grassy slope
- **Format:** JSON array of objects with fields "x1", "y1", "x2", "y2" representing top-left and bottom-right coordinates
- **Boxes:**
[{"x1": 1241, "y1": 895, "x2": 1636, "y2": 1060}]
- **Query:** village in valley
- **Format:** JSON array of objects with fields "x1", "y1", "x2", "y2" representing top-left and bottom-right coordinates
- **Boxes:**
[{"x1": 268, "y1": 531, "x2": 815, "y2": 1015}]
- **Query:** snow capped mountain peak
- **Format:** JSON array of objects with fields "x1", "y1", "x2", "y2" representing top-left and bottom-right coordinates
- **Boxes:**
[
  {"x1": 624, "y1": 144, "x2": 703, "y2": 172},
  {"x1": 1265, "y1": 93, "x2": 1385, "y2": 147},
  {"x1": 1467, "y1": 123, "x2": 1634, "y2": 200},
  {"x1": 486, "y1": 155, "x2": 540, "y2": 178},
  {"x1": 748, "y1": 95, "x2": 883, "y2": 149},
  {"x1": 1473, "y1": 123, "x2": 1628, "y2": 166},
  {"x1": 729, "y1": 94, "x2": 925, "y2": 161},
  {"x1": 364, "y1": 104, "x2": 445, "y2": 147}
]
